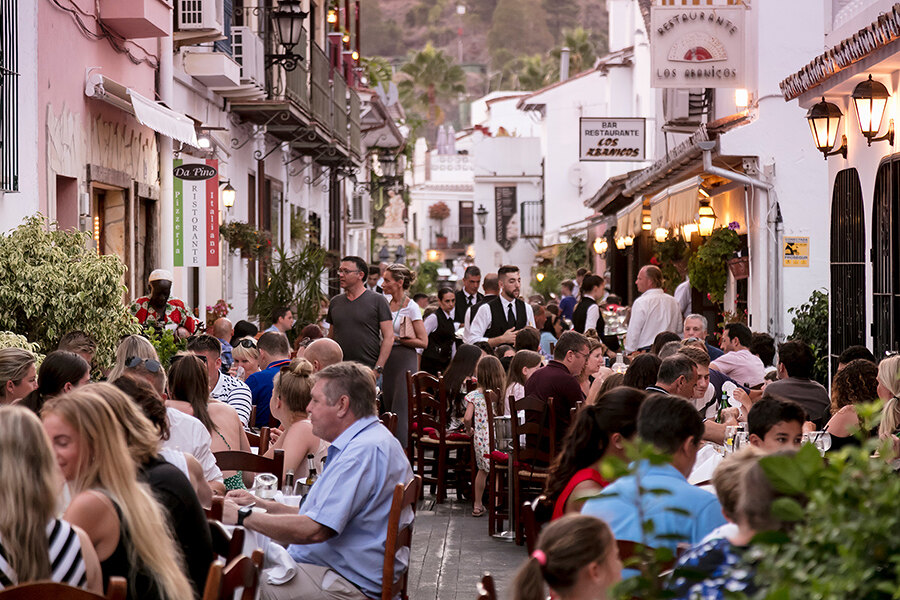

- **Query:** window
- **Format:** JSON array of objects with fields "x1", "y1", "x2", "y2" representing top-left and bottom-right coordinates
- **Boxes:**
[
  {"x1": 0, "y1": 0, "x2": 17, "y2": 192},
  {"x1": 872, "y1": 158, "x2": 900, "y2": 356},
  {"x1": 830, "y1": 168, "x2": 866, "y2": 369}
]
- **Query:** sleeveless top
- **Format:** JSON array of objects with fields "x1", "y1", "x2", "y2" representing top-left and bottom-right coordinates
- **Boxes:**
[
  {"x1": 572, "y1": 297, "x2": 596, "y2": 333},
  {"x1": 213, "y1": 429, "x2": 246, "y2": 491},
  {"x1": 422, "y1": 310, "x2": 456, "y2": 364},
  {"x1": 97, "y1": 493, "x2": 164, "y2": 600},
  {"x1": 0, "y1": 519, "x2": 88, "y2": 589},
  {"x1": 551, "y1": 467, "x2": 608, "y2": 520}
]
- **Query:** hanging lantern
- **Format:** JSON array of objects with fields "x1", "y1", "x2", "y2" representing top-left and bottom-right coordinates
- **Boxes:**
[
  {"x1": 697, "y1": 198, "x2": 717, "y2": 237},
  {"x1": 615, "y1": 237, "x2": 626, "y2": 250}
]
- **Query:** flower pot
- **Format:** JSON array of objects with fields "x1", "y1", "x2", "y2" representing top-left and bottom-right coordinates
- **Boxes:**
[
  {"x1": 435, "y1": 235, "x2": 448, "y2": 249},
  {"x1": 728, "y1": 256, "x2": 750, "y2": 280}
]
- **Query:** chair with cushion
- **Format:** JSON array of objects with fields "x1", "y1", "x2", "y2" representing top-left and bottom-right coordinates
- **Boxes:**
[
  {"x1": 380, "y1": 412, "x2": 399, "y2": 437},
  {"x1": 245, "y1": 426, "x2": 270, "y2": 455},
  {"x1": 0, "y1": 577, "x2": 127, "y2": 600},
  {"x1": 380, "y1": 476, "x2": 422, "y2": 600},
  {"x1": 407, "y1": 371, "x2": 472, "y2": 503},
  {"x1": 214, "y1": 449, "x2": 285, "y2": 487},
  {"x1": 483, "y1": 390, "x2": 510, "y2": 536},
  {"x1": 201, "y1": 550, "x2": 264, "y2": 600},
  {"x1": 475, "y1": 573, "x2": 497, "y2": 600},
  {"x1": 508, "y1": 394, "x2": 556, "y2": 545}
]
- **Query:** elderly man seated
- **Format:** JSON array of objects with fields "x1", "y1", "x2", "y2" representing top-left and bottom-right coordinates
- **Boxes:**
[{"x1": 225, "y1": 362, "x2": 414, "y2": 600}]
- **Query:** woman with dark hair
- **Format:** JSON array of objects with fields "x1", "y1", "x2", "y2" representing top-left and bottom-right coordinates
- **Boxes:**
[
  {"x1": 20, "y1": 350, "x2": 90, "y2": 414},
  {"x1": 229, "y1": 320, "x2": 258, "y2": 347},
  {"x1": 545, "y1": 387, "x2": 646, "y2": 518},
  {"x1": 623, "y1": 353, "x2": 661, "y2": 390},
  {"x1": 167, "y1": 354, "x2": 249, "y2": 490},
  {"x1": 826, "y1": 358, "x2": 879, "y2": 450},
  {"x1": 442, "y1": 344, "x2": 484, "y2": 429},
  {"x1": 651, "y1": 331, "x2": 681, "y2": 356}
]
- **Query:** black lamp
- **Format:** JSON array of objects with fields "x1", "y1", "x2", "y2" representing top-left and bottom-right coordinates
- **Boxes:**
[
  {"x1": 268, "y1": 0, "x2": 308, "y2": 71},
  {"x1": 475, "y1": 204, "x2": 489, "y2": 238},
  {"x1": 806, "y1": 98, "x2": 847, "y2": 159}
]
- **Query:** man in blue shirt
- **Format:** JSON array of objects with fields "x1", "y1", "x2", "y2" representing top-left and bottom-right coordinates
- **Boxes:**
[
  {"x1": 245, "y1": 332, "x2": 292, "y2": 427},
  {"x1": 582, "y1": 393, "x2": 726, "y2": 574},
  {"x1": 224, "y1": 362, "x2": 414, "y2": 599}
]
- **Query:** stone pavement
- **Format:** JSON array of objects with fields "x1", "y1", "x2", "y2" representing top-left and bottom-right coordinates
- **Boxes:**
[{"x1": 408, "y1": 496, "x2": 528, "y2": 600}]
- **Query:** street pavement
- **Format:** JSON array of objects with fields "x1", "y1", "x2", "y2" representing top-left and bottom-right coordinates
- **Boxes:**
[{"x1": 409, "y1": 496, "x2": 527, "y2": 600}]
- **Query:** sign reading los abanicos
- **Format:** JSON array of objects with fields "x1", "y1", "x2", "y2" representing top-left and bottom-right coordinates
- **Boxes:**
[
  {"x1": 650, "y1": 5, "x2": 746, "y2": 89},
  {"x1": 580, "y1": 118, "x2": 646, "y2": 162}
]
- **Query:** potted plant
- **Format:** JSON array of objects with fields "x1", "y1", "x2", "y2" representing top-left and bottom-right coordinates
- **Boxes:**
[
  {"x1": 220, "y1": 221, "x2": 272, "y2": 259},
  {"x1": 429, "y1": 201, "x2": 451, "y2": 247},
  {"x1": 687, "y1": 225, "x2": 742, "y2": 304}
]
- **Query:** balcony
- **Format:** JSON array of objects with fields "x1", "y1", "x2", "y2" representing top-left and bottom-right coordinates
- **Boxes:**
[
  {"x1": 521, "y1": 200, "x2": 543, "y2": 239},
  {"x1": 428, "y1": 225, "x2": 474, "y2": 250},
  {"x1": 99, "y1": 0, "x2": 171, "y2": 39},
  {"x1": 182, "y1": 50, "x2": 242, "y2": 87},
  {"x1": 349, "y1": 90, "x2": 362, "y2": 160},
  {"x1": 310, "y1": 45, "x2": 333, "y2": 138},
  {"x1": 332, "y1": 72, "x2": 348, "y2": 146}
]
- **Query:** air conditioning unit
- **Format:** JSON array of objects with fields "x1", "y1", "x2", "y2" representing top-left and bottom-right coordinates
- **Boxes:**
[
  {"x1": 232, "y1": 26, "x2": 265, "y2": 89},
  {"x1": 662, "y1": 88, "x2": 712, "y2": 132},
  {"x1": 177, "y1": 0, "x2": 221, "y2": 31}
]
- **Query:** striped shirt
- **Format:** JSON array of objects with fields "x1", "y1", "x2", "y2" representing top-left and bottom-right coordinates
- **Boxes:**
[
  {"x1": 0, "y1": 519, "x2": 87, "y2": 588},
  {"x1": 211, "y1": 372, "x2": 252, "y2": 427}
]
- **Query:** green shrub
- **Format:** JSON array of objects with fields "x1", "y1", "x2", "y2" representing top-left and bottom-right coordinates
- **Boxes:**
[
  {"x1": 787, "y1": 289, "x2": 828, "y2": 385},
  {"x1": 688, "y1": 227, "x2": 741, "y2": 304}
]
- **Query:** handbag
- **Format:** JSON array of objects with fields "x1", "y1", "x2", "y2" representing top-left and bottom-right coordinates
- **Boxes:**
[{"x1": 398, "y1": 315, "x2": 415, "y2": 338}]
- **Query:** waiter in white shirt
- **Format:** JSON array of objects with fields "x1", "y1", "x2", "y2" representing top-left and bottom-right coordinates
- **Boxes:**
[
  {"x1": 454, "y1": 265, "x2": 484, "y2": 325},
  {"x1": 625, "y1": 265, "x2": 683, "y2": 354},
  {"x1": 466, "y1": 265, "x2": 535, "y2": 346},
  {"x1": 421, "y1": 288, "x2": 457, "y2": 374}
]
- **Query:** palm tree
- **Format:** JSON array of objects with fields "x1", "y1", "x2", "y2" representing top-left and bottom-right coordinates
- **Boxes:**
[
  {"x1": 397, "y1": 43, "x2": 466, "y2": 142},
  {"x1": 549, "y1": 27, "x2": 598, "y2": 77},
  {"x1": 515, "y1": 55, "x2": 552, "y2": 91}
]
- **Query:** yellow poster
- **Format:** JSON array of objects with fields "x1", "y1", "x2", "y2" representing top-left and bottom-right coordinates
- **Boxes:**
[{"x1": 783, "y1": 237, "x2": 809, "y2": 267}]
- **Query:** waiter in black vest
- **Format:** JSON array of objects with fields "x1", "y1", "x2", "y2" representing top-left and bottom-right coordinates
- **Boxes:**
[
  {"x1": 454, "y1": 265, "x2": 483, "y2": 325},
  {"x1": 467, "y1": 265, "x2": 535, "y2": 347},
  {"x1": 421, "y1": 288, "x2": 457, "y2": 375},
  {"x1": 572, "y1": 274, "x2": 605, "y2": 333}
]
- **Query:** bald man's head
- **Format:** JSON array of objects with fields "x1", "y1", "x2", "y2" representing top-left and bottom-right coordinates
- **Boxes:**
[
  {"x1": 482, "y1": 273, "x2": 499, "y2": 295},
  {"x1": 304, "y1": 338, "x2": 343, "y2": 372},
  {"x1": 212, "y1": 318, "x2": 233, "y2": 340}
]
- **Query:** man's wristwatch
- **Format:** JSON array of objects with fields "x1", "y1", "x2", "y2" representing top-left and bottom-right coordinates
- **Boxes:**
[
  {"x1": 374, "y1": 365, "x2": 384, "y2": 374},
  {"x1": 237, "y1": 503, "x2": 255, "y2": 527}
]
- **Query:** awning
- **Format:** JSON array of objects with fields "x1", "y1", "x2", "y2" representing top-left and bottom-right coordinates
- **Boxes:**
[
  {"x1": 85, "y1": 71, "x2": 199, "y2": 147},
  {"x1": 650, "y1": 177, "x2": 702, "y2": 230},
  {"x1": 710, "y1": 184, "x2": 748, "y2": 233},
  {"x1": 615, "y1": 196, "x2": 645, "y2": 238}
]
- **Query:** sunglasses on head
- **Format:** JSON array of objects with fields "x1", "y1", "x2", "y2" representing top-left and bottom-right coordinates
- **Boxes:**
[
  {"x1": 237, "y1": 339, "x2": 257, "y2": 349},
  {"x1": 125, "y1": 356, "x2": 162, "y2": 373}
]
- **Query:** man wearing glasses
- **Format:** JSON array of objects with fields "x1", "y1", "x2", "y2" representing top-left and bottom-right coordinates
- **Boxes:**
[{"x1": 326, "y1": 256, "x2": 393, "y2": 376}]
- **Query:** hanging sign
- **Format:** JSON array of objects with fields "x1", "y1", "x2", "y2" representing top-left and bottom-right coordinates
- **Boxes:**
[
  {"x1": 650, "y1": 5, "x2": 747, "y2": 88},
  {"x1": 580, "y1": 118, "x2": 646, "y2": 161},
  {"x1": 174, "y1": 159, "x2": 219, "y2": 267},
  {"x1": 495, "y1": 186, "x2": 518, "y2": 251},
  {"x1": 783, "y1": 236, "x2": 809, "y2": 267}
]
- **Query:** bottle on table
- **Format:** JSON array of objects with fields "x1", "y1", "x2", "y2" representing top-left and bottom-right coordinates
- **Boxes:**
[
  {"x1": 716, "y1": 390, "x2": 730, "y2": 423},
  {"x1": 611, "y1": 352, "x2": 627, "y2": 374},
  {"x1": 283, "y1": 469, "x2": 295, "y2": 497},
  {"x1": 306, "y1": 454, "x2": 318, "y2": 486}
]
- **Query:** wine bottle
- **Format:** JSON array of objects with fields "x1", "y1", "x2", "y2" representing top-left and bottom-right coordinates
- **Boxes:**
[
  {"x1": 306, "y1": 454, "x2": 318, "y2": 485},
  {"x1": 283, "y1": 469, "x2": 295, "y2": 496}
]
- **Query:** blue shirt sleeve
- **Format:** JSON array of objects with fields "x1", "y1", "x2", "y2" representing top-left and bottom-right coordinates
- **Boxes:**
[{"x1": 300, "y1": 446, "x2": 379, "y2": 535}]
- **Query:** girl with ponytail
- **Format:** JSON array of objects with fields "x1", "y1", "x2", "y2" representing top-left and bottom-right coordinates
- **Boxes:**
[
  {"x1": 264, "y1": 358, "x2": 329, "y2": 479},
  {"x1": 545, "y1": 387, "x2": 646, "y2": 518},
  {"x1": 512, "y1": 514, "x2": 621, "y2": 600}
]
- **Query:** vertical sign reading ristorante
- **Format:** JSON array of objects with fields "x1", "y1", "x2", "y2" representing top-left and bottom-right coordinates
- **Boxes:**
[
  {"x1": 174, "y1": 159, "x2": 219, "y2": 267},
  {"x1": 650, "y1": 5, "x2": 746, "y2": 89}
]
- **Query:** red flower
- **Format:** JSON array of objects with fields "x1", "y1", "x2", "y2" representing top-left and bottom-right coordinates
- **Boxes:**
[{"x1": 649, "y1": 256, "x2": 659, "y2": 265}]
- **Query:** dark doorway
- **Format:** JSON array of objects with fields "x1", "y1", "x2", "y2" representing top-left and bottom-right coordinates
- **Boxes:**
[
  {"x1": 872, "y1": 158, "x2": 900, "y2": 357},
  {"x1": 830, "y1": 168, "x2": 866, "y2": 369}
]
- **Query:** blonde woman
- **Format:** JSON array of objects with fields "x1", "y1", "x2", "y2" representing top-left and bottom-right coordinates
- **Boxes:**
[
  {"x1": 264, "y1": 358, "x2": 328, "y2": 479},
  {"x1": 877, "y1": 355, "x2": 900, "y2": 440},
  {"x1": 0, "y1": 405, "x2": 102, "y2": 591},
  {"x1": 107, "y1": 335, "x2": 160, "y2": 384},
  {"x1": 230, "y1": 337, "x2": 261, "y2": 381},
  {"x1": 381, "y1": 263, "x2": 428, "y2": 446},
  {"x1": 0, "y1": 347, "x2": 37, "y2": 404},
  {"x1": 88, "y1": 383, "x2": 213, "y2": 597},
  {"x1": 41, "y1": 390, "x2": 193, "y2": 600}
]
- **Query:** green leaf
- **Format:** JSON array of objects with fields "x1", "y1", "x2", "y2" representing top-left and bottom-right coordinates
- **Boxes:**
[
  {"x1": 770, "y1": 497, "x2": 805, "y2": 522},
  {"x1": 759, "y1": 453, "x2": 808, "y2": 495}
]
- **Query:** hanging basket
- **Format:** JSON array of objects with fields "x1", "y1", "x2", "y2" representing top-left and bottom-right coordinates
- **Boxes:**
[{"x1": 728, "y1": 256, "x2": 750, "y2": 280}]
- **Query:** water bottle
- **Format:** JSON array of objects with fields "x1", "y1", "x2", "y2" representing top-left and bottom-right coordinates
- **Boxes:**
[{"x1": 612, "y1": 352, "x2": 627, "y2": 374}]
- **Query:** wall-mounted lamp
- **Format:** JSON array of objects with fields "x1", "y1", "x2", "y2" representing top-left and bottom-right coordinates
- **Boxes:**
[
  {"x1": 536, "y1": 272, "x2": 545, "y2": 282},
  {"x1": 682, "y1": 223, "x2": 699, "y2": 242},
  {"x1": 221, "y1": 180, "x2": 236, "y2": 208},
  {"x1": 615, "y1": 237, "x2": 626, "y2": 250},
  {"x1": 697, "y1": 198, "x2": 717, "y2": 237},
  {"x1": 592, "y1": 237, "x2": 608, "y2": 255},
  {"x1": 327, "y1": 8, "x2": 338, "y2": 24},
  {"x1": 852, "y1": 75, "x2": 894, "y2": 146},
  {"x1": 197, "y1": 134, "x2": 211, "y2": 149},
  {"x1": 475, "y1": 204, "x2": 489, "y2": 238},
  {"x1": 806, "y1": 97, "x2": 847, "y2": 159},
  {"x1": 735, "y1": 88, "x2": 750, "y2": 109},
  {"x1": 654, "y1": 228, "x2": 668, "y2": 243},
  {"x1": 624, "y1": 235, "x2": 634, "y2": 247},
  {"x1": 641, "y1": 208, "x2": 651, "y2": 231}
]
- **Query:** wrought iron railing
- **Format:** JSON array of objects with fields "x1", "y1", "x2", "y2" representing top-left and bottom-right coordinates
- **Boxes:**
[
  {"x1": 310, "y1": 45, "x2": 332, "y2": 136},
  {"x1": 283, "y1": 29, "x2": 309, "y2": 112},
  {"x1": 0, "y1": 0, "x2": 17, "y2": 192},
  {"x1": 332, "y1": 71, "x2": 348, "y2": 146},
  {"x1": 349, "y1": 89, "x2": 362, "y2": 158}
]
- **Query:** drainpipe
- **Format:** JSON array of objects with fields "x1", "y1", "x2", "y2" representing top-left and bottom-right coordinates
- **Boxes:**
[
  {"x1": 159, "y1": 30, "x2": 175, "y2": 281},
  {"x1": 560, "y1": 47, "x2": 570, "y2": 82},
  {"x1": 697, "y1": 141, "x2": 780, "y2": 337}
]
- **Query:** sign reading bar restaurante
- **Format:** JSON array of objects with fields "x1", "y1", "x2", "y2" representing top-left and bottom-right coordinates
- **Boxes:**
[
  {"x1": 580, "y1": 118, "x2": 646, "y2": 161},
  {"x1": 650, "y1": 5, "x2": 747, "y2": 89},
  {"x1": 173, "y1": 159, "x2": 219, "y2": 267}
]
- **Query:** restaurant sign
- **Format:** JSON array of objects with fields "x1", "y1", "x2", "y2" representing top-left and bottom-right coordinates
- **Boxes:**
[
  {"x1": 174, "y1": 158, "x2": 219, "y2": 267},
  {"x1": 650, "y1": 5, "x2": 746, "y2": 89},
  {"x1": 580, "y1": 118, "x2": 646, "y2": 161}
]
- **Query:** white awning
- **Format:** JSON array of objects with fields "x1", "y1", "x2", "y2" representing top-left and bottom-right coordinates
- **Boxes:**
[{"x1": 85, "y1": 71, "x2": 199, "y2": 147}]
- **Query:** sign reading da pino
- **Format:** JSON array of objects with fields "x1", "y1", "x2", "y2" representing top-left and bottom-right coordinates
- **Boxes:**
[
  {"x1": 650, "y1": 5, "x2": 747, "y2": 89},
  {"x1": 580, "y1": 118, "x2": 646, "y2": 161},
  {"x1": 173, "y1": 159, "x2": 219, "y2": 268}
]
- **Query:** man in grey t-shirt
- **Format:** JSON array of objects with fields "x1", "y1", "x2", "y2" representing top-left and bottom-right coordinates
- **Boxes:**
[{"x1": 327, "y1": 256, "x2": 394, "y2": 374}]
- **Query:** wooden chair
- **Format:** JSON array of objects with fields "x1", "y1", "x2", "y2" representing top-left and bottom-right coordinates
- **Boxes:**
[
  {"x1": 380, "y1": 412, "x2": 399, "y2": 437},
  {"x1": 380, "y1": 476, "x2": 422, "y2": 600},
  {"x1": 475, "y1": 573, "x2": 497, "y2": 600},
  {"x1": 209, "y1": 520, "x2": 246, "y2": 562},
  {"x1": 483, "y1": 390, "x2": 510, "y2": 536},
  {"x1": 248, "y1": 405, "x2": 256, "y2": 429},
  {"x1": 407, "y1": 371, "x2": 472, "y2": 503},
  {"x1": 245, "y1": 426, "x2": 270, "y2": 455},
  {"x1": 214, "y1": 449, "x2": 285, "y2": 487},
  {"x1": 521, "y1": 495, "x2": 554, "y2": 554},
  {"x1": 508, "y1": 394, "x2": 556, "y2": 545},
  {"x1": 0, "y1": 577, "x2": 127, "y2": 600},
  {"x1": 204, "y1": 495, "x2": 224, "y2": 521},
  {"x1": 201, "y1": 549, "x2": 264, "y2": 600}
]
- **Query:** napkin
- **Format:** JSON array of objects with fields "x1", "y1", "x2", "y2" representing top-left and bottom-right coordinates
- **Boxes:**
[{"x1": 264, "y1": 543, "x2": 298, "y2": 585}]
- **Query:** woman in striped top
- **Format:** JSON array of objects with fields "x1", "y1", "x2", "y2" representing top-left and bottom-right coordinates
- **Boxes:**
[{"x1": 0, "y1": 405, "x2": 101, "y2": 592}]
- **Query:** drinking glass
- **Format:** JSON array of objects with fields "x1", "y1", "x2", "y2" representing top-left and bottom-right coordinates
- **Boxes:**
[
  {"x1": 724, "y1": 425, "x2": 738, "y2": 454},
  {"x1": 253, "y1": 473, "x2": 279, "y2": 499},
  {"x1": 802, "y1": 431, "x2": 832, "y2": 456},
  {"x1": 733, "y1": 431, "x2": 749, "y2": 452}
]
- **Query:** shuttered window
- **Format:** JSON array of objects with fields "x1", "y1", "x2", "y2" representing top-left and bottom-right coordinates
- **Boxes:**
[
  {"x1": 872, "y1": 158, "x2": 900, "y2": 356},
  {"x1": 0, "y1": 0, "x2": 18, "y2": 192},
  {"x1": 830, "y1": 168, "x2": 866, "y2": 369}
]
